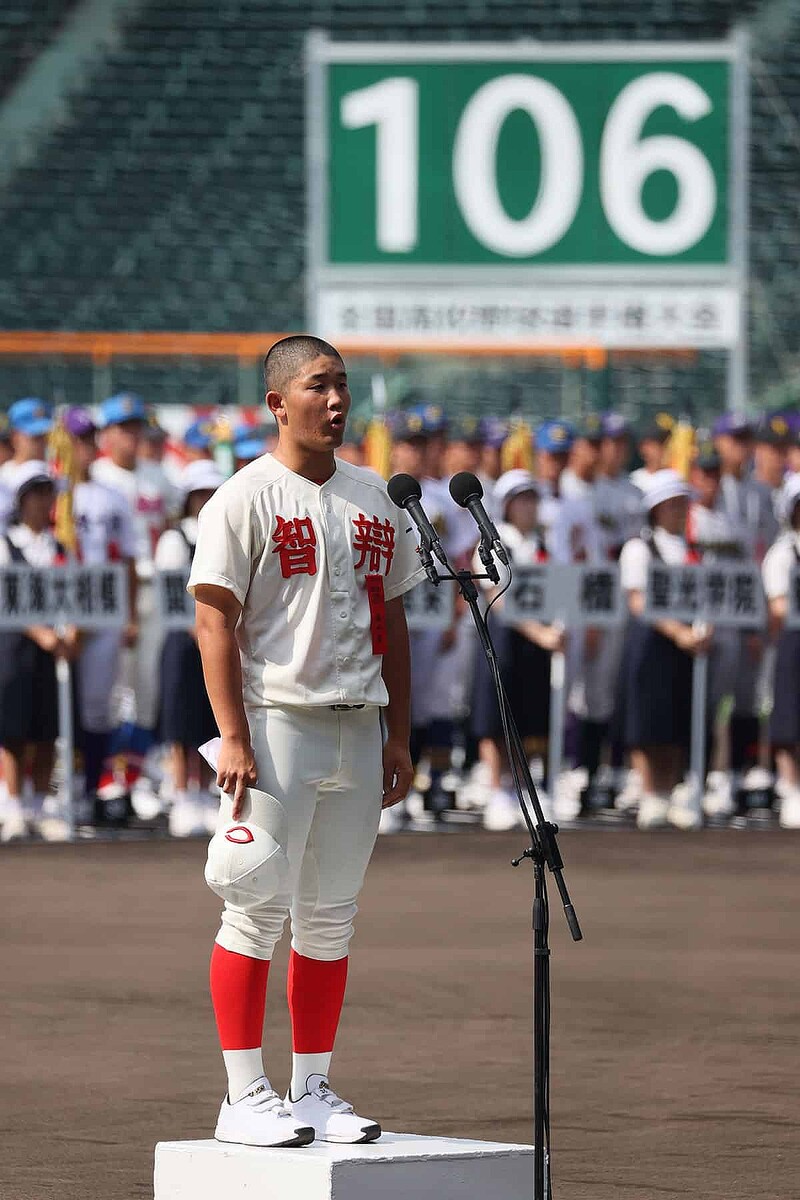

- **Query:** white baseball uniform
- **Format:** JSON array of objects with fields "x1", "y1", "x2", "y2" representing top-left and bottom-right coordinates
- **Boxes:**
[
  {"x1": 72, "y1": 480, "x2": 137, "y2": 733},
  {"x1": 91, "y1": 457, "x2": 180, "y2": 728},
  {"x1": 188, "y1": 455, "x2": 425, "y2": 961}
]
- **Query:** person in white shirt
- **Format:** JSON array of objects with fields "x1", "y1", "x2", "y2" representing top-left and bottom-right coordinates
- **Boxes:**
[
  {"x1": 0, "y1": 398, "x2": 53, "y2": 485},
  {"x1": 616, "y1": 471, "x2": 711, "y2": 830},
  {"x1": 761, "y1": 474, "x2": 800, "y2": 828},
  {"x1": 0, "y1": 463, "x2": 79, "y2": 842},
  {"x1": 155, "y1": 460, "x2": 225, "y2": 837},
  {"x1": 189, "y1": 335, "x2": 423, "y2": 1149},
  {"x1": 91, "y1": 393, "x2": 179, "y2": 741},
  {"x1": 60, "y1": 407, "x2": 139, "y2": 823},
  {"x1": 470, "y1": 470, "x2": 564, "y2": 832},
  {"x1": 629, "y1": 417, "x2": 672, "y2": 494}
]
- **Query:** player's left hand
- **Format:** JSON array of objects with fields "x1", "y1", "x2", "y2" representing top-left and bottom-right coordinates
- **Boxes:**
[{"x1": 382, "y1": 738, "x2": 414, "y2": 809}]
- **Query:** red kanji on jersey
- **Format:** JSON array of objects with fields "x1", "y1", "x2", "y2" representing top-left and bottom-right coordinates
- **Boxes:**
[
  {"x1": 272, "y1": 515, "x2": 318, "y2": 578},
  {"x1": 352, "y1": 513, "x2": 395, "y2": 575}
]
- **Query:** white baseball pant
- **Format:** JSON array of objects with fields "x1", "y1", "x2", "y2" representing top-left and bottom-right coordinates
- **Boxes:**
[{"x1": 214, "y1": 705, "x2": 383, "y2": 962}]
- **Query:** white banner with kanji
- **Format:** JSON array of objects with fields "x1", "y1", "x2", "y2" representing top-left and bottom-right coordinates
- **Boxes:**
[
  {"x1": 0, "y1": 565, "x2": 127, "y2": 629},
  {"x1": 644, "y1": 563, "x2": 766, "y2": 628},
  {"x1": 500, "y1": 564, "x2": 623, "y2": 628}
]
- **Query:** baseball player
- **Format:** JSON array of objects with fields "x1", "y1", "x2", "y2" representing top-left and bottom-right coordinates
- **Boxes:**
[
  {"x1": 0, "y1": 398, "x2": 53, "y2": 484},
  {"x1": 629, "y1": 416, "x2": 673, "y2": 493},
  {"x1": 61, "y1": 407, "x2": 139, "y2": 822},
  {"x1": 189, "y1": 335, "x2": 424, "y2": 1147}
]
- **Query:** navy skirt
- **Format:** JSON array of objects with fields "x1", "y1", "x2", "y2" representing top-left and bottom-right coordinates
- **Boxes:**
[
  {"x1": 0, "y1": 632, "x2": 58, "y2": 744},
  {"x1": 770, "y1": 627, "x2": 800, "y2": 746},
  {"x1": 615, "y1": 617, "x2": 692, "y2": 750},
  {"x1": 471, "y1": 622, "x2": 551, "y2": 741},
  {"x1": 159, "y1": 631, "x2": 217, "y2": 747}
]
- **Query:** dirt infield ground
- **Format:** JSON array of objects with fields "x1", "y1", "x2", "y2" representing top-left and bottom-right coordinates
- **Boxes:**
[{"x1": 1, "y1": 829, "x2": 798, "y2": 1200}]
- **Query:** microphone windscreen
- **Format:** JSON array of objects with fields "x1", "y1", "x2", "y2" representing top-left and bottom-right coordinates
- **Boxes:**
[
  {"x1": 387, "y1": 473, "x2": 423, "y2": 508},
  {"x1": 449, "y1": 471, "x2": 483, "y2": 508}
]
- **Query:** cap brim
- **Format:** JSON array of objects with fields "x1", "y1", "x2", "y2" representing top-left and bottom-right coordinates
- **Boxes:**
[{"x1": 19, "y1": 419, "x2": 53, "y2": 436}]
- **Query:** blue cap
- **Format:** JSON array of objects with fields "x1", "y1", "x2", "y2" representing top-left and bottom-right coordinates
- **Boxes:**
[
  {"x1": 233, "y1": 423, "x2": 267, "y2": 461},
  {"x1": 449, "y1": 414, "x2": 484, "y2": 445},
  {"x1": 8, "y1": 398, "x2": 53, "y2": 436},
  {"x1": 409, "y1": 403, "x2": 448, "y2": 436},
  {"x1": 712, "y1": 412, "x2": 753, "y2": 438},
  {"x1": 754, "y1": 414, "x2": 791, "y2": 446},
  {"x1": 390, "y1": 409, "x2": 428, "y2": 442},
  {"x1": 535, "y1": 420, "x2": 574, "y2": 453},
  {"x1": 601, "y1": 412, "x2": 630, "y2": 438},
  {"x1": 183, "y1": 418, "x2": 216, "y2": 451},
  {"x1": 100, "y1": 392, "x2": 148, "y2": 427},
  {"x1": 574, "y1": 413, "x2": 604, "y2": 443}
]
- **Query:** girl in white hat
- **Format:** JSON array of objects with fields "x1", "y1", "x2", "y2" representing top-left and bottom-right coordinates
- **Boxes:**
[
  {"x1": 155, "y1": 460, "x2": 226, "y2": 836},
  {"x1": 471, "y1": 470, "x2": 564, "y2": 832},
  {"x1": 761, "y1": 474, "x2": 800, "y2": 827},
  {"x1": 616, "y1": 470, "x2": 711, "y2": 829}
]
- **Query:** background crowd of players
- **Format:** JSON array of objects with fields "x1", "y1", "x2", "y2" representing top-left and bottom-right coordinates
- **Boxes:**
[{"x1": 1, "y1": 389, "x2": 800, "y2": 843}]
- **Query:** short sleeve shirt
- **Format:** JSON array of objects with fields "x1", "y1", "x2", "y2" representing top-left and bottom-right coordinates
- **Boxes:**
[
  {"x1": 73, "y1": 480, "x2": 138, "y2": 565},
  {"x1": 188, "y1": 456, "x2": 426, "y2": 709},
  {"x1": 619, "y1": 529, "x2": 687, "y2": 592},
  {"x1": 762, "y1": 533, "x2": 799, "y2": 600}
]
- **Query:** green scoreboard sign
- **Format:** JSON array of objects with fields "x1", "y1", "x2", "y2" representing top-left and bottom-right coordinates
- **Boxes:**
[{"x1": 307, "y1": 37, "x2": 747, "y2": 359}]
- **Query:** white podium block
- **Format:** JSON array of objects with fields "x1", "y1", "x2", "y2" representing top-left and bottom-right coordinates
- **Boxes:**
[{"x1": 154, "y1": 1133, "x2": 533, "y2": 1200}]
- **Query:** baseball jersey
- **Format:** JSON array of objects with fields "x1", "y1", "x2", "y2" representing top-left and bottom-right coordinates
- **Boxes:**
[
  {"x1": 629, "y1": 466, "x2": 662, "y2": 494},
  {"x1": 718, "y1": 473, "x2": 778, "y2": 559},
  {"x1": 594, "y1": 475, "x2": 644, "y2": 559},
  {"x1": 72, "y1": 479, "x2": 138, "y2": 565},
  {"x1": 686, "y1": 501, "x2": 748, "y2": 562},
  {"x1": 188, "y1": 455, "x2": 426, "y2": 709},
  {"x1": 91, "y1": 458, "x2": 180, "y2": 570},
  {"x1": 0, "y1": 482, "x2": 12, "y2": 534},
  {"x1": 155, "y1": 518, "x2": 198, "y2": 571}
]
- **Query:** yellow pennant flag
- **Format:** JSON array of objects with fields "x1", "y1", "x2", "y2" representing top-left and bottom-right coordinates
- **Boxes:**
[
  {"x1": 49, "y1": 419, "x2": 80, "y2": 557},
  {"x1": 501, "y1": 419, "x2": 535, "y2": 473}
]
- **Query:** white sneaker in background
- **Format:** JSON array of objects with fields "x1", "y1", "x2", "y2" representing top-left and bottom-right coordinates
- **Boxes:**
[
  {"x1": 616, "y1": 768, "x2": 643, "y2": 813},
  {"x1": 215, "y1": 1077, "x2": 314, "y2": 1148},
  {"x1": 703, "y1": 770, "x2": 734, "y2": 819},
  {"x1": 668, "y1": 783, "x2": 703, "y2": 831},
  {"x1": 378, "y1": 803, "x2": 405, "y2": 835},
  {"x1": 636, "y1": 792, "x2": 670, "y2": 830},
  {"x1": 201, "y1": 788, "x2": 221, "y2": 835},
  {"x1": 483, "y1": 787, "x2": 522, "y2": 832},
  {"x1": 286, "y1": 1076, "x2": 380, "y2": 1145},
  {"x1": 554, "y1": 768, "x2": 586, "y2": 822},
  {"x1": 0, "y1": 798, "x2": 27, "y2": 843},
  {"x1": 131, "y1": 777, "x2": 162, "y2": 821},
  {"x1": 457, "y1": 762, "x2": 492, "y2": 811},
  {"x1": 779, "y1": 789, "x2": 800, "y2": 829},
  {"x1": 168, "y1": 792, "x2": 207, "y2": 838}
]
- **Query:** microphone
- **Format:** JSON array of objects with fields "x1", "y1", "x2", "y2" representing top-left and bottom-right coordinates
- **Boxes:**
[
  {"x1": 448, "y1": 472, "x2": 509, "y2": 568},
  {"x1": 387, "y1": 474, "x2": 449, "y2": 581}
]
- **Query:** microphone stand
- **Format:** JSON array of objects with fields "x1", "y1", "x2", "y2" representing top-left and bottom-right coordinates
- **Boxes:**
[{"x1": 426, "y1": 544, "x2": 582, "y2": 1200}]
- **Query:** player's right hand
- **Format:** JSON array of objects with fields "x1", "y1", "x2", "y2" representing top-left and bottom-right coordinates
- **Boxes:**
[{"x1": 217, "y1": 735, "x2": 258, "y2": 820}]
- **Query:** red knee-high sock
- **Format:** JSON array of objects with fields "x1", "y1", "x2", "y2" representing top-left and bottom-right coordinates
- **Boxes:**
[
  {"x1": 287, "y1": 950, "x2": 348, "y2": 1052},
  {"x1": 210, "y1": 944, "x2": 270, "y2": 1050}
]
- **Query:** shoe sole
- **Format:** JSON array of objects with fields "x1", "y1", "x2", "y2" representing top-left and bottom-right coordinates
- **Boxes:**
[
  {"x1": 215, "y1": 1125, "x2": 316, "y2": 1148},
  {"x1": 322, "y1": 1123, "x2": 382, "y2": 1145}
]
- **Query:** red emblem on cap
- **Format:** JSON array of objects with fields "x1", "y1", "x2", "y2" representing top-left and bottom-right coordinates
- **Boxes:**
[{"x1": 225, "y1": 826, "x2": 254, "y2": 845}]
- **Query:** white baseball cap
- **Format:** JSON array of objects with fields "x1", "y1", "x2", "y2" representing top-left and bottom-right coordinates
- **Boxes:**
[
  {"x1": 205, "y1": 809, "x2": 289, "y2": 910},
  {"x1": 10, "y1": 459, "x2": 55, "y2": 499},
  {"x1": 494, "y1": 469, "x2": 540, "y2": 513},
  {"x1": 643, "y1": 469, "x2": 691, "y2": 513},
  {"x1": 179, "y1": 459, "x2": 226, "y2": 497}
]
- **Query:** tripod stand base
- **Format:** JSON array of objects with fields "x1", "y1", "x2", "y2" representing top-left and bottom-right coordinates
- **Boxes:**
[{"x1": 155, "y1": 1134, "x2": 534, "y2": 1200}]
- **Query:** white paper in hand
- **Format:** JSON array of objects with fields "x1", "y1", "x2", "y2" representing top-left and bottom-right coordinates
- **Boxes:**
[{"x1": 198, "y1": 737, "x2": 222, "y2": 772}]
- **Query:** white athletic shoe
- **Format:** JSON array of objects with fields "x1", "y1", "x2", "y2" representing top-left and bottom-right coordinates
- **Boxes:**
[
  {"x1": 286, "y1": 1076, "x2": 380, "y2": 1145},
  {"x1": 1, "y1": 798, "x2": 28, "y2": 843},
  {"x1": 378, "y1": 803, "x2": 405, "y2": 834},
  {"x1": 637, "y1": 792, "x2": 670, "y2": 830},
  {"x1": 667, "y1": 783, "x2": 703, "y2": 831},
  {"x1": 703, "y1": 770, "x2": 734, "y2": 819},
  {"x1": 168, "y1": 793, "x2": 207, "y2": 838},
  {"x1": 483, "y1": 787, "x2": 522, "y2": 832},
  {"x1": 215, "y1": 1077, "x2": 315, "y2": 1148},
  {"x1": 615, "y1": 768, "x2": 643, "y2": 814},
  {"x1": 779, "y1": 789, "x2": 800, "y2": 830}
]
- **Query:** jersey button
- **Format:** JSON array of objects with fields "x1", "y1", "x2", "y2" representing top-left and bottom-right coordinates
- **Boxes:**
[
  {"x1": 340, "y1": 610, "x2": 347, "y2": 618},
  {"x1": 334, "y1": 567, "x2": 341, "y2": 576}
]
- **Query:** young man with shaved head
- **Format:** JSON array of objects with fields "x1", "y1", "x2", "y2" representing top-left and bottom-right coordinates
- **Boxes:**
[{"x1": 189, "y1": 335, "x2": 424, "y2": 1147}]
